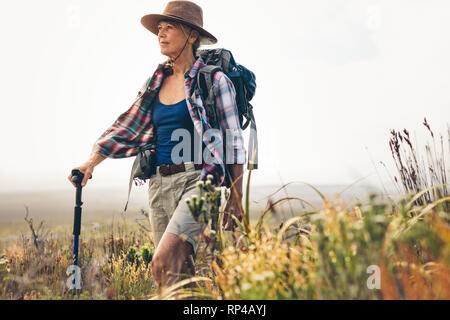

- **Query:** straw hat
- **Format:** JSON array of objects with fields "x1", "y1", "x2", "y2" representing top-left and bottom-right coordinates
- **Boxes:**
[{"x1": 141, "y1": 1, "x2": 217, "y2": 45}]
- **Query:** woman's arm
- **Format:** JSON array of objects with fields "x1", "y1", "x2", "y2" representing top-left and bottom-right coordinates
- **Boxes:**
[
  {"x1": 91, "y1": 75, "x2": 158, "y2": 159},
  {"x1": 213, "y1": 72, "x2": 247, "y2": 227},
  {"x1": 213, "y1": 71, "x2": 247, "y2": 166}
]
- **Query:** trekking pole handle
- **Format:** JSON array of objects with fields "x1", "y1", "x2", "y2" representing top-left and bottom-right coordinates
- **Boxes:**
[
  {"x1": 71, "y1": 169, "x2": 84, "y2": 186},
  {"x1": 71, "y1": 169, "x2": 84, "y2": 236},
  {"x1": 71, "y1": 169, "x2": 84, "y2": 204}
]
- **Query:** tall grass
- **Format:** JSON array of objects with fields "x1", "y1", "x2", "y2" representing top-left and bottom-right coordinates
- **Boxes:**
[
  {"x1": 190, "y1": 186, "x2": 449, "y2": 299},
  {"x1": 388, "y1": 118, "x2": 449, "y2": 212},
  {"x1": 0, "y1": 121, "x2": 449, "y2": 300}
]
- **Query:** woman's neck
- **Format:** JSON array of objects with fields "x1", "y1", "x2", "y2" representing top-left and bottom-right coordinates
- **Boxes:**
[{"x1": 170, "y1": 51, "x2": 196, "y2": 76}]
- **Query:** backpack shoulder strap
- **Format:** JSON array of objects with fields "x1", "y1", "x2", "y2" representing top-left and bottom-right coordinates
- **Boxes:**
[
  {"x1": 197, "y1": 65, "x2": 222, "y2": 95},
  {"x1": 196, "y1": 65, "x2": 222, "y2": 128}
]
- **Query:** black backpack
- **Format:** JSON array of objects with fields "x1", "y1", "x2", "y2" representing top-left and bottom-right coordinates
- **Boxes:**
[{"x1": 194, "y1": 48, "x2": 258, "y2": 188}]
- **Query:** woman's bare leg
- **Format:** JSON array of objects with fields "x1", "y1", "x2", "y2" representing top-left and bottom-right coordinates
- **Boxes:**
[{"x1": 150, "y1": 232, "x2": 194, "y2": 293}]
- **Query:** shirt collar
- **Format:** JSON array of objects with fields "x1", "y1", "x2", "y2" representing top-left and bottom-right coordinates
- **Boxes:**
[{"x1": 184, "y1": 56, "x2": 205, "y2": 80}]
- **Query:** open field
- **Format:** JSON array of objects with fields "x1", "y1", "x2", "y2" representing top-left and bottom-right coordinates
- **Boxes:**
[
  {"x1": 0, "y1": 183, "x2": 384, "y2": 243},
  {"x1": 0, "y1": 183, "x2": 383, "y2": 225},
  {"x1": 2, "y1": 179, "x2": 447, "y2": 300},
  {"x1": 1, "y1": 120, "x2": 448, "y2": 299}
]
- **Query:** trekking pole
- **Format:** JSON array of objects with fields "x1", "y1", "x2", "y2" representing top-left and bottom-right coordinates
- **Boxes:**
[{"x1": 70, "y1": 169, "x2": 84, "y2": 296}]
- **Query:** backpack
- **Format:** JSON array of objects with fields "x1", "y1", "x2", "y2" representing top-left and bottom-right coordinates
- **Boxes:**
[{"x1": 194, "y1": 48, "x2": 258, "y2": 188}]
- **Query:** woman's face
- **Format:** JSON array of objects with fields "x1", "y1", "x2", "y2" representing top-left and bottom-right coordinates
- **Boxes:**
[{"x1": 157, "y1": 20, "x2": 194, "y2": 58}]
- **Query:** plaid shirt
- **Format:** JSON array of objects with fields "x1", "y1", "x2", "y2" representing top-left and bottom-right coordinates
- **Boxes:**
[{"x1": 91, "y1": 56, "x2": 246, "y2": 186}]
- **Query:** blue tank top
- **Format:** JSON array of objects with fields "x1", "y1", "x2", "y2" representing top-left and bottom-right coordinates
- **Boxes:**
[{"x1": 153, "y1": 95, "x2": 202, "y2": 165}]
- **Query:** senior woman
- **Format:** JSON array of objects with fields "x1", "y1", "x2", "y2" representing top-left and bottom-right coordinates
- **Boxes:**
[{"x1": 68, "y1": 1, "x2": 246, "y2": 292}]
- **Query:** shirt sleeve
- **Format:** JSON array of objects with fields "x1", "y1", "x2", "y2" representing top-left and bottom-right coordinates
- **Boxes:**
[
  {"x1": 90, "y1": 78, "x2": 155, "y2": 159},
  {"x1": 213, "y1": 72, "x2": 247, "y2": 165}
]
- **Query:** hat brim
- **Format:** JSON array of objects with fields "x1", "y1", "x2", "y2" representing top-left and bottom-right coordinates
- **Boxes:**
[{"x1": 141, "y1": 14, "x2": 217, "y2": 45}]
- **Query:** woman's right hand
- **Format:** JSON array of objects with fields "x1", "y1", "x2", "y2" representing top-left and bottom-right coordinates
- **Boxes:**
[{"x1": 68, "y1": 162, "x2": 94, "y2": 188}]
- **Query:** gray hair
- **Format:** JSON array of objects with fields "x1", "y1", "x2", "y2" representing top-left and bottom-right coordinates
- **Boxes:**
[{"x1": 178, "y1": 23, "x2": 201, "y2": 57}]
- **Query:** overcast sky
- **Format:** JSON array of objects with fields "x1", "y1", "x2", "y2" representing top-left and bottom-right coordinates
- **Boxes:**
[{"x1": 0, "y1": 0, "x2": 449, "y2": 193}]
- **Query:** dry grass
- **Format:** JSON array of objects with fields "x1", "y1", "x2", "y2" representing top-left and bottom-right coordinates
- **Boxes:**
[{"x1": 0, "y1": 121, "x2": 449, "y2": 300}]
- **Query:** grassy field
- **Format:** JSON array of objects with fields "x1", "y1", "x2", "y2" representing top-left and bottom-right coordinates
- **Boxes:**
[{"x1": 0, "y1": 121, "x2": 448, "y2": 300}]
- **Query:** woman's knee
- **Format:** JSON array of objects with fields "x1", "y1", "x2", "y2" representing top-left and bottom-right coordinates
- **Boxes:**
[
  {"x1": 151, "y1": 233, "x2": 192, "y2": 272},
  {"x1": 150, "y1": 254, "x2": 164, "y2": 277}
]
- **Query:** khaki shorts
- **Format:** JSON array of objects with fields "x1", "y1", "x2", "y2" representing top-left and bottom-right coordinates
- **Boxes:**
[{"x1": 148, "y1": 162, "x2": 205, "y2": 255}]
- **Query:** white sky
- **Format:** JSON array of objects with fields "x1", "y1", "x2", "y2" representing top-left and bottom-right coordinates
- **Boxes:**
[{"x1": 0, "y1": 0, "x2": 449, "y2": 193}]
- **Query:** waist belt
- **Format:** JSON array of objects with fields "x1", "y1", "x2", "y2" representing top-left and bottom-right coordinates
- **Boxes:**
[
  {"x1": 124, "y1": 156, "x2": 204, "y2": 213},
  {"x1": 159, "y1": 163, "x2": 203, "y2": 176}
]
